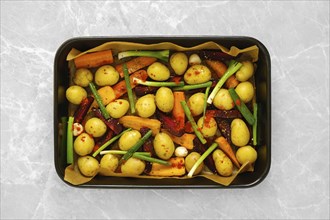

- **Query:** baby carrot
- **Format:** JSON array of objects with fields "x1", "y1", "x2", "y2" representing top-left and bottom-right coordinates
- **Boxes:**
[
  {"x1": 74, "y1": 50, "x2": 113, "y2": 69},
  {"x1": 214, "y1": 136, "x2": 240, "y2": 168}
]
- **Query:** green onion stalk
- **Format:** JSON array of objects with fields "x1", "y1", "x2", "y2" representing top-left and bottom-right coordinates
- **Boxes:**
[
  {"x1": 207, "y1": 60, "x2": 242, "y2": 104},
  {"x1": 118, "y1": 50, "x2": 170, "y2": 62}
]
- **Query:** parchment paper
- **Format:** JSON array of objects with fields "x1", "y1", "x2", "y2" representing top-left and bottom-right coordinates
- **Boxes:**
[{"x1": 64, "y1": 41, "x2": 259, "y2": 186}]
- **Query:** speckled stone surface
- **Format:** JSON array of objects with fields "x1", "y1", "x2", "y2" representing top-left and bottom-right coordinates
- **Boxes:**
[{"x1": 1, "y1": 1, "x2": 329, "y2": 219}]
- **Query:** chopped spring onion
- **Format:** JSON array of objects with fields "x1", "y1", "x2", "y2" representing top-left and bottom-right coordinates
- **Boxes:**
[
  {"x1": 207, "y1": 60, "x2": 242, "y2": 104},
  {"x1": 172, "y1": 81, "x2": 212, "y2": 91},
  {"x1": 123, "y1": 63, "x2": 135, "y2": 114},
  {"x1": 66, "y1": 116, "x2": 74, "y2": 164},
  {"x1": 133, "y1": 77, "x2": 184, "y2": 87},
  {"x1": 253, "y1": 103, "x2": 258, "y2": 146},
  {"x1": 92, "y1": 128, "x2": 132, "y2": 157},
  {"x1": 187, "y1": 142, "x2": 218, "y2": 177},
  {"x1": 118, "y1": 50, "x2": 170, "y2": 62},
  {"x1": 89, "y1": 82, "x2": 110, "y2": 120},
  {"x1": 180, "y1": 100, "x2": 207, "y2": 144}
]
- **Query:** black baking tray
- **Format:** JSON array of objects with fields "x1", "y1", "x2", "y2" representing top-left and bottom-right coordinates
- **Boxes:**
[{"x1": 54, "y1": 36, "x2": 271, "y2": 188}]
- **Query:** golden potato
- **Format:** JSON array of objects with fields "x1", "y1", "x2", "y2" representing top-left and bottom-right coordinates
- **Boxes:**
[
  {"x1": 236, "y1": 61, "x2": 254, "y2": 82},
  {"x1": 236, "y1": 145, "x2": 257, "y2": 165},
  {"x1": 84, "y1": 117, "x2": 107, "y2": 138},
  {"x1": 77, "y1": 156, "x2": 99, "y2": 177},
  {"x1": 187, "y1": 92, "x2": 205, "y2": 116},
  {"x1": 155, "y1": 87, "x2": 174, "y2": 113},
  {"x1": 153, "y1": 132, "x2": 175, "y2": 160},
  {"x1": 213, "y1": 88, "x2": 234, "y2": 110},
  {"x1": 118, "y1": 130, "x2": 141, "y2": 151},
  {"x1": 235, "y1": 81, "x2": 255, "y2": 103},
  {"x1": 121, "y1": 157, "x2": 145, "y2": 175},
  {"x1": 73, "y1": 132, "x2": 95, "y2": 156},
  {"x1": 65, "y1": 85, "x2": 87, "y2": 105},
  {"x1": 100, "y1": 154, "x2": 119, "y2": 172},
  {"x1": 212, "y1": 149, "x2": 233, "y2": 176},
  {"x1": 135, "y1": 94, "x2": 156, "y2": 118},
  {"x1": 231, "y1": 118, "x2": 250, "y2": 147},
  {"x1": 184, "y1": 65, "x2": 211, "y2": 84},
  {"x1": 197, "y1": 117, "x2": 218, "y2": 138},
  {"x1": 73, "y1": 68, "x2": 93, "y2": 87},
  {"x1": 106, "y1": 99, "x2": 129, "y2": 119},
  {"x1": 95, "y1": 65, "x2": 119, "y2": 86},
  {"x1": 147, "y1": 62, "x2": 170, "y2": 81},
  {"x1": 185, "y1": 152, "x2": 203, "y2": 175},
  {"x1": 170, "y1": 52, "x2": 188, "y2": 75}
]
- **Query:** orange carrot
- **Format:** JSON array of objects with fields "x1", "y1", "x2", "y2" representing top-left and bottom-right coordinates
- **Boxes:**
[
  {"x1": 115, "y1": 56, "x2": 157, "y2": 77},
  {"x1": 172, "y1": 91, "x2": 185, "y2": 128},
  {"x1": 112, "y1": 70, "x2": 148, "y2": 99},
  {"x1": 74, "y1": 50, "x2": 114, "y2": 69},
  {"x1": 161, "y1": 130, "x2": 195, "y2": 150},
  {"x1": 206, "y1": 60, "x2": 239, "y2": 88},
  {"x1": 214, "y1": 136, "x2": 241, "y2": 168}
]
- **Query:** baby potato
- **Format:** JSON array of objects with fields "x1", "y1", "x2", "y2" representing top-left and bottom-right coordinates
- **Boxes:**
[
  {"x1": 170, "y1": 52, "x2": 188, "y2": 75},
  {"x1": 147, "y1": 62, "x2": 170, "y2": 81},
  {"x1": 84, "y1": 117, "x2": 107, "y2": 138},
  {"x1": 121, "y1": 157, "x2": 145, "y2": 175},
  {"x1": 100, "y1": 154, "x2": 119, "y2": 172},
  {"x1": 153, "y1": 132, "x2": 175, "y2": 160},
  {"x1": 78, "y1": 156, "x2": 99, "y2": 177},
  {"x1": 235, "y1": 81, "x2": 255, "y2": 103},
  {"x1": 213, "y1": 88, "x2": 234, "y2": 110},
  {"x1": 197, "y1": 117, "x2": 217, "y2": 138},
  {"x1": 236, "y1": 61, "x2": 254, "y2": 82},
  {"x1": 231, "y1": 118, "x2": 250, "y2": 147},
  {"x1": 187, "y1": 92, "x2": 205, "y2": 116},
  {"x1": 135, "y1": 94, "x2": 156, "y2": 118},
  {"x1": 236, "y1": 145, "x2": 258, "y2": 165},
  {"x1": 212, "y1": 149, "x2": 233, "y2": 176},
  {"x1": 73, "y1": 68, "x2": 93, "y2": 87},
  {"x1": 95, "y1": 65, "x2": 119, "y2": 86},
  {"x1": 106, "y1": 99, "x2": 129, "y2": 119},
  {"x1": 65, "y1": 85, "x2": 87, "y2": 105},
  {"x1": 184, "y1": 64, "x2": 211, "y2": 85},
  {"x1": 118, "y1": 130, "x2": 141, "y2": 151},
  {"x1": 185, "y1": 152, "x2": 204, "y2": 175},
  {"x1": 155, "y1": 87, "x2": 174, "y2": 113},
  {"x1": 74, "y1": 132, "x2": 95, "y2": 156}
]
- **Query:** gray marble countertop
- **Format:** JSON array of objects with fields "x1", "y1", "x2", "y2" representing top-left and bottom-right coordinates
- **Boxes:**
[{"x1": 1, "y1": 1, "x2": 329, "y2": 219}]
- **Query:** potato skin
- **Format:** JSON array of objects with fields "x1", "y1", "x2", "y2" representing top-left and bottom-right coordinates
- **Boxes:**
[
  {"x1": 118, "y1": 130, "x2": 141, "y2": 151},
  {"x1": 231, "y1": 118, "x2": 250, "y2": 147},
  {"x1": 74, "y1": 132, "x2": 95, "y2": 156},
  {"x1": 236, "y1": 61, "x2": 254, "y2": 82},
  {"x1": 197, "y1": 117, "x2": 217, "y2": 138},
  {"x1": 187, "y1": 92, "x2": 205, "y2": 116},
  {"x1": 135, "y1": 94, "x2": 156, "y2": 118},
  {"x1": 95, "y1": 65, "x2": 119, "y2": 86},
  {"x1": 121, "y1": 157, "x2": 145, "y2": 175},
  {"x1": 213, "y1": 88, "x2": 234, "y2": 110},
  {"x1": 184, "y1": 65, "x2": 211, "y2": 84},
  {"x1": 153, "y1": 132, "x2": 175, "y2": 160},
  {"x1": 235, "y1": 81, "x2": 254, "y2": 103},
  {"x1": 185, "y1": 152, "x2": 203, "y2": 175},
  {"x1": 212, "y1": 149, "x2": 233, "y2": 176},
  {"x1": 77, "y1": 156, "x2": 100, "y2": 177},
  {"x1": 106, "y1": 99, "x2": 129, "y2": 119},
  {"x1": 170, "y1": 52, "x2": 188, "y2": 75},
  {"x1": 236, "y1": 145, "x2": 257, "y2": 165},
  {"x1": 66, "y1": 85, "x2": 87, "y2": 105},
  {"x1": 147, "y1": 62, "x2": 170, "y2": 81},
  {"x1": 73, "y1": 68, "x2": 93, "y2": 87},
  {"x1": 84, "y1": 117, "x2": 107, "y2": 138},
  {"x1": 100, "y1": 154, "x2": 119, "y2": 172},
  {"x1": 155, "y1": 87, "x2": 174, "y2": 113}
]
